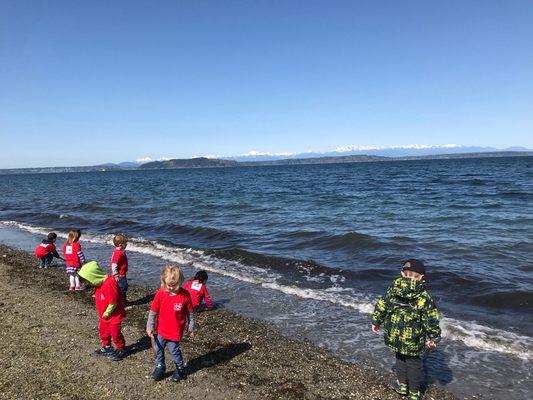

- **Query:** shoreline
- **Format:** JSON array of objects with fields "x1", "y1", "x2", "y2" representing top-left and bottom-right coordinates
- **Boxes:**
[{"x1": 0, "y1": 243, "x2": 460, "y2": 399}]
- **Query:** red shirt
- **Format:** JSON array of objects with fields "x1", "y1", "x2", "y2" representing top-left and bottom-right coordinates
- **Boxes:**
[
  {"x1": 150, "y1": 288, "x2": 192, "y2": 342},
  {"x1": 62, "y1": 242, "x2": 83, "y2": 268},
  {"x1": 35, "y1": 242, "x2": 57, "y2": 258},
  {"x1": 94, "y1": 275, "x2": 126, "y2": 324},
  {"x1": 183, "y1": 279, "x2": 213, "y2": 309},
  {"x1": 110, "y1": 249, "x2": 128, "y2": 277}
]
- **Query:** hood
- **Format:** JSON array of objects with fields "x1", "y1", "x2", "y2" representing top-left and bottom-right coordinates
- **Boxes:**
[
  {"x1": 390, "y1": 277, "x2": 426, "y2": 301},
  {"x1": 78, "y1": 261, "x2": 107, "y2": 286}
]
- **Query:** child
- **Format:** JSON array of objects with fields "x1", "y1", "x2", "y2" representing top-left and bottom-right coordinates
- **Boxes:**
[
  {"x1": 146, "y1": 265, "x2": 194, "y2": 382},
  {"x1": 182, "y1": 270, "x2": 213, "y2": 312},
  {"x1": 62, "y1": 229, "x2": 86, "y2": 290},
  {"x1": 371, "y1": 259, "x2": 441, "y2": 400},
  {"x1": 78, "y1": 260, "x2": 127, "y2": 362},
  {"x1": 34, "y1": 232, "x2": 61, "y2": 268},
  {"x1": 110, "y1": 233, "x2": 128, "y2": 303}
]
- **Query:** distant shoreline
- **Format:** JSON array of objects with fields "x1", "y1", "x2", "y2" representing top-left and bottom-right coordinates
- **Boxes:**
[{"x1": 1, "y1": 151, "x2": 531, "y2": 175}]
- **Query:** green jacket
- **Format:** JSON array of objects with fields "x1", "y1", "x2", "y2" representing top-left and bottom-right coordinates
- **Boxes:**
[{"x1": 372, "y1": 277, "x2": 441, "y2": 356}]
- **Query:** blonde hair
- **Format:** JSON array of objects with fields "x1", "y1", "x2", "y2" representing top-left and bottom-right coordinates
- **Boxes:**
[
  {"x1": 160, "y1": 265, "x2": 184, "y2": 291},
  {"x1": 67, "y1": 229, "x2": 81, "y2": 245},
  {"x1": 113, "y1": 233, "x2": 128, "y2": 247}
]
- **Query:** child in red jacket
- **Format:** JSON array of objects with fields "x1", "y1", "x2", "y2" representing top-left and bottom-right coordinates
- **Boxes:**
[
  {"x1": 62, "y1": 229, "x2": 86, "y2": 290},
  {"x1": 110, "y1": 233, "x2": 129, "y2": 303},
  {"x1": 183, "y1": 270, "x2": 213, "y2": 312},
  {"x1": 34, "y1": 232, "x2": 61, "y2": 268},
  {"x1": 146, "y1": 265, "x2": 194, "y2": 382},
  {"x1": 78, "y1": 261, "x2": 127, "y2": 362}
]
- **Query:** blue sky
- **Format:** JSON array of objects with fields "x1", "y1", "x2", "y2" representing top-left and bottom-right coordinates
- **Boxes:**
[{"x1": 1, "y1": 0, "x2": 532, "y2": 168}]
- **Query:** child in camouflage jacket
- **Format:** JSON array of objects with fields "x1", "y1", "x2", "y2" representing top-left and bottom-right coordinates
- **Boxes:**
[{"x1": 372, "y1": 259, "x2": 441, "y2": 400}]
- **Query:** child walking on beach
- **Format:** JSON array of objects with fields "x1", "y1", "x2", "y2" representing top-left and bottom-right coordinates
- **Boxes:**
[
  {"x1": 146, "y1": 265, "x2": 194, "y2": 382},
  {"x1": 110, "y1": 233, "x2": 128, "y2": 303},
  {"x1": 371, "y1": 259, "x2": 441, "y2": 400},
  {"x1": 78, "y1": 260, "x2": 127, "y2": 361},
  {"x1": 183, "y1": 270, "x2": 213, "y2": 312},
  {"x1": 34, "y1": 232, "x2": 61, "y2": 268},
  {"x1": 62, "y1": 229, "x2": 86, "y2": 290}
]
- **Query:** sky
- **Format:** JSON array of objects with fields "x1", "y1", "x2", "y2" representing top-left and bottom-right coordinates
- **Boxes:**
[{"x1": 1, "y1": 0, "x2": 532, "y2": 168}]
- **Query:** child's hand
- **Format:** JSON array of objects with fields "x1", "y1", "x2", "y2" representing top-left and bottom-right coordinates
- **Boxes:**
[
  {"x1": 426, "y1": 340, "x2": 437, "y2": 349},
  {"x1": 371, "y1": 325, "x2": 380, "y2": 334},
  {"x1": 146, "y1": 330, "x2": 154, "y2": 338}
]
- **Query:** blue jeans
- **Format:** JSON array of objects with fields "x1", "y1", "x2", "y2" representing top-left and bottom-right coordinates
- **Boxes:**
[
  {"x1": 155, "y1": 334, "x2": 184, "y2": 370},
  {"x1": 39, "y1": 254, "x2": 54, "y2": 268},
  {"x1": 117, "y1": 277, "x2": 128, "y2": 302}
]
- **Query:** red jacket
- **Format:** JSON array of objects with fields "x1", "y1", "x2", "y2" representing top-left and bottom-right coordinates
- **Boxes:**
[
  {"x1": 150, "y1": 288, "x2": 192, "y2": 342},
  {"x1": 183, "y1": 279, "x2": 213, "y2": 309},
  {"x1": 35, "y1": 241, "x2": 58, "y2": 258},
  {"x1": 62, "y1": 242, "x2": 85, "y2": 268},
  {"x1": 95, "y1": 276, "x2": 126, "y2": 324},
  {"x1": 110, "y1": 248, "x2": 128, "y2": 277}
]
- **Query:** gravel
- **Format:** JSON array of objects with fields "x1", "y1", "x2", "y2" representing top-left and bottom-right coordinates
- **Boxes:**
[{"x1": 0, "y1": 244, "x2": 460, "y2": 400}]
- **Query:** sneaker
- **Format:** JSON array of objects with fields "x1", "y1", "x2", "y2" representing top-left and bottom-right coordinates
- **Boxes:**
[
  {"x1": 152, "y1": 365, "x2": 166, "y2": 381},
  {"x1": 93, "y1": 346, "x2": 114, "y2": 356},
  {"x1": 69, "y1": 286, "x2": 75, "y2": 291},
  {"x1": 409, "y1": 391, "x2": 421, "y2": 400},
  {"x1": 171, "y1": 368, "x2": 187, "y2": 382},
  {"x1": 75, "y1": 285, "x2": 84, "y2": 291},
  {"x1": 391, "y1": 378, "x2": 408, "y2": 396},
  {"x1": 111, "y1": 349, "x2": 127, "y2": 362}
]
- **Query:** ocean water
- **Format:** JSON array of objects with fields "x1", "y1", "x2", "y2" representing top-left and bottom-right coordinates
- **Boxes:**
[{"x1": 1, "y1": 156, "x2": 532, "y2": 399}]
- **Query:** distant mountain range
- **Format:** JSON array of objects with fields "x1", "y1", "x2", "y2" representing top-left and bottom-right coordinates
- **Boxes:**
[
  {"x1": 1, "y1": 150, "x2": 531, "y2": 175},
  {"x1": 222, "y1": 145, "x2": 532, "y2": 161}
]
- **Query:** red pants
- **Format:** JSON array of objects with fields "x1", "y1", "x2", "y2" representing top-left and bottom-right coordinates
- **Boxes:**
[{"x1": 98, "y1": 319, "x2": 125, "y2": 350}]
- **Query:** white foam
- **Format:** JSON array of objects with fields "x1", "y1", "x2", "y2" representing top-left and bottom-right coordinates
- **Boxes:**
[{"x1": 2, "y1": 220, "x2": 532, "y2": 360}]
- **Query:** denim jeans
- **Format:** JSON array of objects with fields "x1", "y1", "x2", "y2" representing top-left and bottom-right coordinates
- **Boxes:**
[
  {"x1": 117, "y1": 277, "x2": 128, "y2": 302},
  {"x1": 155, "y1": 334, "x2": 184, "y2": 370},
  {"x1": 39, "y1": 254, "x2": 54, "y2": 268}
]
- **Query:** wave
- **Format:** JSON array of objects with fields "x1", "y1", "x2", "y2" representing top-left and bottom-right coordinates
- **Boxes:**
[
  {"x1": 157, "y1": 222, "x2": 237, "y2": 242},
  {"x1": 278, "y1": 230, "x2": 410, "y2": 253},
  {"x1": 2, "y1": 219, "x2": 533, "y2": 360}
]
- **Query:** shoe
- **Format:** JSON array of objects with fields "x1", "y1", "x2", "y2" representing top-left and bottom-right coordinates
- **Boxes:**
[
  {"x1": 152, "y1": 365, "x2": 166, "y2": 381},
  {"x1": 75, "y1": 285, "x2": 84, "y2": 291},
  {"x1": 391, "y1": 378, "x2": 408, "y2": 396},
  {"x1": 93, "y1": 346, "x2": 114, "y2": 356},
  {"x1": 69, "y1": 286, "x2": 75, "y2": 291},
  {"x1": 171, "y1": 367, "x2": 187, "y2": 382},
  {"x1": 111, "y1": 349, "x2": 127, "y2": 361},
  {"x1": 409, "y1": 391, "x2": 421, "y2": 400}
]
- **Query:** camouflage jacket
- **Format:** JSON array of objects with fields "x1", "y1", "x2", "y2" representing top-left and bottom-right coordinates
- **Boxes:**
[{"x1": 372, "y1": 277, "x2": 441, "y2": 356}]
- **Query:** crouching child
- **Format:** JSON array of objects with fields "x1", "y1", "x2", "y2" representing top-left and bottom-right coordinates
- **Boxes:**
[
  {"x1": 78, "y1": 261, "x2": 127, "y2": 362},
  {"x1": 371, "y1": 259, "x2": 441, "y2": 400},
  {"x1": 146, "y1": 265, "x2": 194, "y2": 382},
  {"x1": 34, "y1": 232, "x2": 61, "y2": 268}
]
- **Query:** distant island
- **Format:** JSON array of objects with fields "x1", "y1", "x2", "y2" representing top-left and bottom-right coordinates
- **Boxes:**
[{"x1": 0, "y1": 151, "x2": 531, "y2": 175}]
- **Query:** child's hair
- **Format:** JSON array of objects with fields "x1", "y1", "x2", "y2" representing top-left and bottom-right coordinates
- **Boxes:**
[
  {"x1": 113, "y1": 233, "x2": 128, "y2": 247},
  {"x1": 194, "y1": 270, "x2": 208, "y2": 283},
  {"x1": 47, "y1": 232, "x2": 57, "y2": 241},
  {"x1": 160, "y1": 265, "x2": 184, "y2": 290},
  {"x1": 66, "y1": 229, "x2": 81, "y2": 245}
]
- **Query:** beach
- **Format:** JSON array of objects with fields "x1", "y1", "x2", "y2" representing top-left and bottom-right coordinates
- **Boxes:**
[{"x1": 0, "y1": 243, "x2": 460, "y2": 400}]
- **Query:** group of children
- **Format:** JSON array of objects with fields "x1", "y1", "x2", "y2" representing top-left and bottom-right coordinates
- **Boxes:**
[
  {"x1": 34, "y1": 230, "x2": 440, "y2": 398},
  {"x1": 34, "y1": 230, "x2": 213, "y2": 377}
]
